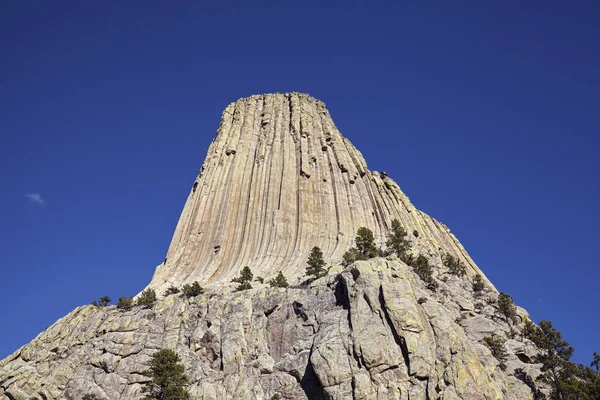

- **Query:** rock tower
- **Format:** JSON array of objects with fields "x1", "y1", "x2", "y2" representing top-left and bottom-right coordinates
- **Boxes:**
[
  {"x1": 1, "y1": 93, "x2": 545, "y2": 400},
  {"x1": 150, "y1": 93, "x2": 490, "y2": 293}
]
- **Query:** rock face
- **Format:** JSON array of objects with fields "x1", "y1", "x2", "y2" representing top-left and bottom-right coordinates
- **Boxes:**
[
  {"x1": 0, "y1": 259, "x2": 540, "y2": 400},
  {"x1": 149, "y1": 93, "x2": 492, "y2": 295},
  {"x1": 1, "y1": 93, "x2": 544, "y2": 399}
]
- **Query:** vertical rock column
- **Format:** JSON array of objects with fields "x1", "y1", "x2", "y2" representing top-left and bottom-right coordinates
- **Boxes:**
[{"x1": 148, "y1": 93, "x2": 491, "y2": 293}]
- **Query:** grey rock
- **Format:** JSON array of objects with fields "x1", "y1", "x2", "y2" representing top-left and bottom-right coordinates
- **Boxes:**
[{"x1": 1, "y1": 259, "x2": 539, "y2": 399}]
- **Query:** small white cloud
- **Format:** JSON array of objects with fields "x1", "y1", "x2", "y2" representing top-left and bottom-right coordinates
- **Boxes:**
[{"x1": 25, "y1": 193, "x2": 45, "y2": 205}]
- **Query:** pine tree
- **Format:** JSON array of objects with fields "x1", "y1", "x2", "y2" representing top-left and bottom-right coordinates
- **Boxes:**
[
  {"x1": 472, "y1": 274, "x2": 485, "y2": 292},
  {"x1": 341, "y1": 247, "x2": 366, "y2": 267},
  {"x1": 385, "y1": 219, "x2": 411, "y2": 258},
  {"x1": 182, "y1": 281, "x2": 203, "y2": 297},
  {"x1": 142, "y1": 349, "x2": 190, "y2": 400},
  {"x1": 164, "y1": 286, "x2": 180, "y2": 296},
  {"x1": 136, "y1": 289, "x2": 157, "y2": 309},
  {"x1": 269, "y1": 271, "x2": 289, "y2": 288},
  {"x1": 529, "y1": 320, "x2": 574, "y2": 400},
  {"x1": 355, "y1": 227, "x2": 380, "y2": 258},
  {"x1": 442, "y1": 253, "x2": 466, "y2": 277},
  {"x1": 412, "y1": 255, "x2": 438, "y2": 291},
  {"x1": 524, "y1": 320, "x2": 600, "y2": 399},
  {"x1": 592, "y1": 352, "x2": 600, "y2": 374},
  {"x1": 483, "y1": 335, "x2": 508, "y2": 371},
  {"x1": 117, "y1": 296, "x2": 134, "y2": 311},
  {"x1": 92, "y1": 296, "x2": 111, "y2": 307},
  {"x1": 497, "y1": 292, "x2": 517, "y2": 322},
  {"x1": 231, "y1": 267, "x2": 253, "y2": 290},
  {"x1": 306, "y1": 246, "x2": 327, "y2": 278}
]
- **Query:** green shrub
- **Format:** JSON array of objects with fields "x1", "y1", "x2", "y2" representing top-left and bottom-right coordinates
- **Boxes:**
[
  {"x1": 412, "y1": 255, "x2": 438, "y2": 291},
  {"x1": 92, "y1": 296, "x2": 111, "y2": 307},
  {"x1": 164, "y1": 286, "x2": 180, "y2": 296},
  {"x1": 483, "y1": 335, "x2": 508, "y2": 371},
  {"x1": 306, "y1": 246, "x2": 327, "y2": 278},
  {"x1": 236, "y1": 282, "x2": 252, "y2": 291},
  {"x1": 142, "y1": 349, "x2": 190, "y2": 400},
  {"x1": 442, "y1": 253, "x2": 466, "y2": 277},
  {"x1": 117, "y1": 296, "x2": 134, "y2": 311},
  {"x1": 136, "y1": 289, "x2": 157, "y2": 309},
  {"x1": 231, "y1": 267, "x2": 253, "y2": 291},
  {"x1": 413, "y1": 230, "x2": 419, "y2": 237},
  {"x1": 385, "y1": 219, "x2": 411, "y2": 258},
  {"x1": 82, "y1": 394, "x2": 100, "y2": 400},
  {"x1": 472, "y1": 274, "x2": 485, "y2": 292},
  {"x1": 417, "y1": 297, "x2": 427, "y2": 305},
  {"x1": 498, "y1": 292, "x2": 517, "y2": 322},
  {"x1": 182, "y1": 281, "x2": 203, "y2": 297},
  {"x1": 255, "y1": 277, "x2": 265, "y2": 284},
  {"x1": 342, "y1": 247, "x2": 366, "y2": 267},
  {"x1": 400, "y1": 252, "x2": 415, "y2": 265},
  {"x1": 269, "y1": 272, "x2": 289, "y2": 288}
]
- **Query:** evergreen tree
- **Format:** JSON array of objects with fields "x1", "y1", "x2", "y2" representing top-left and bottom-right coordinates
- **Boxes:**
[
  {"x1": 385, "y1": 219, "x2": 411, "y2": 259},
  {"x1": 528, "y1": 320, "x2": 574, "y2": 399},
  {"x1": 92, "y1": 296, "x2": 111, "y2": 307},
  {"x1": 524, "y1": 320, "x2": 600, "y2": 400},
  {"x1": 591, "y1": 352, "x2": 600, "y2": 374},
  {"x1": 497, "y1": 292, "x2": 517, "y2": 322},
  {"x1": 472, "y1": 274, "x2": 485, "y2": 293},
  {"x1": 342, "y1": 247, "x2": 366, "y2": 267},
  {"x1": 355, "y1": 227, "x2": 380, "y2": 258},
  {"x1": 142, "y1": 349, "x2": 190, "y2": 400},
  {"x1": 182, "y1": 281, "x2": 203, "y2": 297},
  {"x1": 483, "y1": 335, "x2": 508, "y2": 371},
  {"x1": 136, "y1": 289, "x2": 157, "y2": 309},
  {"x1": 164, "y1": 286, "x2": 180, "y2": 296},
  {"x1": 306, "y1": 246, "x2": 327, "y2": 278},
  {"x1": 117, "y1": 296, "x2": 134, "y2": 311},
  {"x1": 231, "y1": 267, "x2": 253, "y2": 290},
  {"x1": 269, "y1": 271, "x2": 289, "y2": 288},
  {"x1": 442, "y1": 253, "x2": 466, "y2": 277},
  {"x1": 412, "y1": 255, "x2": 438, "y2": 291}
]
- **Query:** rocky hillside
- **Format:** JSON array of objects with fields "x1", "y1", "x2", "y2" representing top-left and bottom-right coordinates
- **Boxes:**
[{"x1": 1, "y1": 258, "x2": 541, "y2": 400}]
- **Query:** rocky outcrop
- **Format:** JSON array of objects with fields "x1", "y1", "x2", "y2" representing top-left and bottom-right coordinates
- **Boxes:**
[
  {"x1": 149, "y1": 93, "x2": 492, "y2": 295},
  {"x1": 0, "y1": 258, "x2": 540, "y2": 400}
]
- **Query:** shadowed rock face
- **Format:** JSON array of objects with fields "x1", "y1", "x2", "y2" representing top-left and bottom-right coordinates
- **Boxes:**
[{"x1": 150, "y1": 93, "x2": 490, "y2": 294}]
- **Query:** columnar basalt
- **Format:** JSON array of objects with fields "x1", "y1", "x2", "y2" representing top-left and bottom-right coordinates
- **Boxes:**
[
  {"x1": 149, "y1": 93, "x2": 491, "y2": 294},
  {"x1": 1, "y1": 93, "x2": 547, "y2": 400}
]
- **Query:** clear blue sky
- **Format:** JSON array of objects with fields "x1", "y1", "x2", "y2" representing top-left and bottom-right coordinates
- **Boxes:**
[{"x1": 1, "y1": 1, "x2": 598, "y2": 365}]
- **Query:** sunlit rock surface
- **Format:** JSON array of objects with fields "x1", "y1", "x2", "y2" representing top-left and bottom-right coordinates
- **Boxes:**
[
  {"x1": 0, "y1": 94, "x2": 543, "y2": 399},
  {"x1": 1, "y1": 259, "x2": 540, "y2": 399},
  {"x1": 149, "y1": 93, "x2": 492, "y2": 295}
]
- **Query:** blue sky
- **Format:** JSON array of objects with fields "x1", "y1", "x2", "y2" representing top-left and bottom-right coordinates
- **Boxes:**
[{"x1": 1, "y1": 1, "x2": 598, "y2": 365}]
